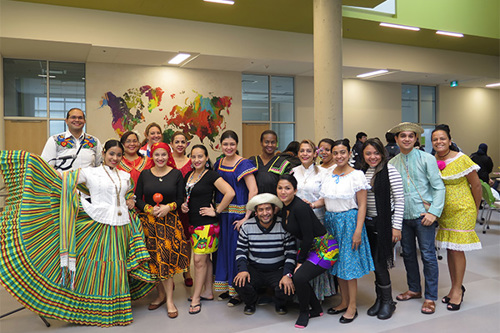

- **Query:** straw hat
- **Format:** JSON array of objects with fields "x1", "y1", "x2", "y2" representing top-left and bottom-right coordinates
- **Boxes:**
[
  {"x1": 388, "y1": 122, "x2": 424, "y2": 135},
  {"x1": 246, "y1": 193, "x2": 283, "y2": 211}
]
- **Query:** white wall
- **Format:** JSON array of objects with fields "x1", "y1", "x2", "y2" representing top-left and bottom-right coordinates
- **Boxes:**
[
  {"x1": 438, "y1": 86, "x2": 499, "y2": 166},
  {"x1": 295, "y1": 76, "x2": 315, "y2": 142}
]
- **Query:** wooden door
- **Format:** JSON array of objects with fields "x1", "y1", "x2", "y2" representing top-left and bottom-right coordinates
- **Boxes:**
[
  {"x1": 5, "y1": 119, "x2": 47, "y2": 154},
  {"x1": 242, "y1": 123, "x2": 269, "y2": 158}
]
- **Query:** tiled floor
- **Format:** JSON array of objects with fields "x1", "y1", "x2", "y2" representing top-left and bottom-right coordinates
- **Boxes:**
[{"x1": 1, "y1": 211, "x2": 499, "y2": 333}]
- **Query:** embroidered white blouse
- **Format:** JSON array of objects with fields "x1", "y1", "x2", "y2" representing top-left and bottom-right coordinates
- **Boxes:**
[
  {"x1": 78, "y1": 165, "x2": 132, "y2": 226},
  {"x1": 292, "y1": 164, "x2": 328, "y2": 221},
  {"x1": 320, "y1": 168, "x2": 371, "y2": 213}
]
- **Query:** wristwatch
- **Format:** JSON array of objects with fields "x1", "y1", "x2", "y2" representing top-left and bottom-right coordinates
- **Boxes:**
[{"x1": 285, "y1": 273, "x2": 293, "y2": 278}]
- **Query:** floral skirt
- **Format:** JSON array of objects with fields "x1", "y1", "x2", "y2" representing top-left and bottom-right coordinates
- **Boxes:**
[{"x1": 190, "y1": 223, "x2": 220, "y2": 254}]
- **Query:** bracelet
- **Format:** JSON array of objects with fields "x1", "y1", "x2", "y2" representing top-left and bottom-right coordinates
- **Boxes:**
[
  {"x1": 168, "y1": 202, "x2": 177, "y2": 211},
  {"x1": 144, "y1": 204, "x2": 154, "y2": 215}
]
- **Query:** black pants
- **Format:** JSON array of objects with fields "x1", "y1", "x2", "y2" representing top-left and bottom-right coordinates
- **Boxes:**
[
  {"x1": 234, "y1": 265, "x2": 291, "y2": 306},
  {"x1": 365, "y1": 217, "x2": 391, "y2": 287},
  {"x1": 292, "y1": 261, "x2": 326, "y2": 313}
]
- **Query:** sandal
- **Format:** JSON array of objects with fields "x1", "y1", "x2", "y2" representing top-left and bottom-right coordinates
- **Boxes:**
[
  {"x1": 396, "y1": 290, "x2": 422, "y2": 301},
  {"x1": 421, "y1": 300, "x2": 435, "y2": 314},
  {"x1": 189, "y1": 303, "x2": 202, "y2": 315}
]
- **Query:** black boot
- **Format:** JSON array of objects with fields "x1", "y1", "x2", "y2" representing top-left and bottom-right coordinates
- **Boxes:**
[
  {"x1": 377, "y1": 284, "x2": 396, "y2": 320},
  {"x1": 367, "y1": 283, "x2": 381, "y2": 316}
]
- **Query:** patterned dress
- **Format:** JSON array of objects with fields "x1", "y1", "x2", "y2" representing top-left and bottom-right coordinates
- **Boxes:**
[
  {"x1": 174, "y1": 159, "x2": 193, "y2": 240},
  {"x1": 320, "y1": 168, "x2": 374, "y2": 280},
  {"x1": 117, "y1": 155, "x2": 153, "y2": 191},
  {"x1": 0, "y1": 151, "x2": 154, "y2": 327},
  {"x1": 214, "y1": 157, "x2": 257, "y2": 296},
  {"x1": 135, "y1": 169, "x2": 190, "y2": 279},
  {"x1": 436, "y1": 153, "x2": 481, "y2": 251}
]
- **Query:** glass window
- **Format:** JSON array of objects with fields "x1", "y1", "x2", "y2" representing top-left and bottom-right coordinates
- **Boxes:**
[
  {"x1": 4, "y1": 58, "x2": 86, "y2": 136},
  {"x1": 49, "y1": 61, "x2": 86, "y2": 119},
  {"x1": 242, "y1": 74, "x2": 268, "y2": 121},
  {"x1": 271, "y1": 76, "x2": 294, "y2": 122},
  {"x1": 272, "y1": 123, "x2": 294, "y2": 152},
  {"x1": 420, "y1": 86, "x2": 436, "y2": 124},
  {"x1": 3, "y1": 59, "x2": 47, "y2": 117},
  {"x1": 242, "y1": 74, "x2": 295, "y2": 149},
  {"x1": 402, "y1": 84, "x2": 418, "y2": 123}
]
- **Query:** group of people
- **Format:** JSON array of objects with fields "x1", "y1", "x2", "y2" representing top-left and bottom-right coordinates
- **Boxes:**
[{"x1": 0, "y1": 108, "x2": 485, "y2": 329}]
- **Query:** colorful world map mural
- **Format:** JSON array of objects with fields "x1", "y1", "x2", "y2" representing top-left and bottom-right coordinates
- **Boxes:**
[{"x1": 100, "y1": 86, "x2": 231, "y2": 148}]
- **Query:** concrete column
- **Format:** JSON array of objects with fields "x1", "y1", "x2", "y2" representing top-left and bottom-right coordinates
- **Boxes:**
[{"x1": 313, "y1": 0, "x2": 343, "y2": 142}]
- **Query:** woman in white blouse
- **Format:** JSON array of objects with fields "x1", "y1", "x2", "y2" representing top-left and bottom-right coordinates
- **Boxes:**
[
  {"x1": 361, "y1": 138, "x2": 404, "y2": 320},
  {"x1": 292, "y1": 139, "x2": 336, "y2": 301}
]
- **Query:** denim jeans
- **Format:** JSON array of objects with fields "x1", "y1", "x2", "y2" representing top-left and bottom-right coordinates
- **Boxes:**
[{"x1": 401, "y1": 217, "x2": 438, "y2": 300}]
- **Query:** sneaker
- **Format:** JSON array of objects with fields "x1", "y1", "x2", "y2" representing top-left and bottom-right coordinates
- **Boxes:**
[{"x1": 244, "y1": 304, "x2": 256, "y2": 315}]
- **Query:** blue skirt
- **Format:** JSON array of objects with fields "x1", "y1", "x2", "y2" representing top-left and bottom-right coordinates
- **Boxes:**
[{"x1": 324, "y1": 209, "x2": 374, "y2": 280}]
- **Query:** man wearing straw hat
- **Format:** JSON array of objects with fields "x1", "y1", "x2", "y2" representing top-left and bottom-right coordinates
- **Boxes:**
[
  {"x1": 233, "y1": 193, "x2": 296, "y2": 316},
  {"x1": 388, "y1": 122, "x2": 445, "y2": 315}
]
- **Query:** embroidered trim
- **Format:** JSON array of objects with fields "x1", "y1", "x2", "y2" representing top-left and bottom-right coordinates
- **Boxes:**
[
  {"x1": 435, "y1": 240, "x2": 482, "y2": 251},
  {"x1": 440, "y1": 164, "x2": 480, "y2": 180}
]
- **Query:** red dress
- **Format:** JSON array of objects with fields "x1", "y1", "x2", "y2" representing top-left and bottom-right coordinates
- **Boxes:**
[{"x1": 117, "y1": 155, "x2": 153, "y2": 191}]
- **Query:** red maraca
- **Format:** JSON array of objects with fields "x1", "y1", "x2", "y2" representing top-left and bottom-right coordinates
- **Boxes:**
[{"x1": 153, "y1": 193, "x2": 163, "y2": 206}]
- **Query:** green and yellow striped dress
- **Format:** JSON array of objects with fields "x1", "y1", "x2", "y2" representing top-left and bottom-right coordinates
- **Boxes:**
[{"x1": 0, "y1": 151, "x2": 155, "y2": 327}]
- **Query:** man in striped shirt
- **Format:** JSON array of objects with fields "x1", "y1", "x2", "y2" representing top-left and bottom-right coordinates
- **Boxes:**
[{"x1": 233, "y1": 193, "x2": 296, "y2": 315}]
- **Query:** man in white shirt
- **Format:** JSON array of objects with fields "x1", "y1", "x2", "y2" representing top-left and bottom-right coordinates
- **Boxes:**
[{"x1": 41, "y1": 108, "x2": 102, "y2": 171}]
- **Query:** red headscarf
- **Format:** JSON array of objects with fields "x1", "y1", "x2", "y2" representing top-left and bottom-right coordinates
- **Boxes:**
[{"x1": 150, "y1": 142, "x2": 176, "y2": 168}]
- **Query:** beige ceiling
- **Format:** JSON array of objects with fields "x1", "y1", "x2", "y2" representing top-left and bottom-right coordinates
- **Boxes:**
[{"x1": 4, "y1": 0, "x2": 499, "y2": 88}]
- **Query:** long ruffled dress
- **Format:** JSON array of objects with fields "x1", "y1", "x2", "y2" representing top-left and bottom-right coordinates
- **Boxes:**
[
  {"x1": 320, "y1": 168, "x2": 374, "y2": 280},
  {"x1": 0, "y1": 151, "x2": 154, "y2": 327},
  {"x1": 436, "y1": 153, "x2": 482, "y2": 251}
]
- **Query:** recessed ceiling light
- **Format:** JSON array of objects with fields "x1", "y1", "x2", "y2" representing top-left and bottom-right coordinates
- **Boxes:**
[
  {"x1": 486, "y1": 82, "x2": 500, "y2": 88},
  {"x1": 204, "y1": 0, "x2": 234, "y2": 4},
  {"x1": 436, "y1": 30, "x2": 464, "y2": 37},
  {"x1": 357, "y1": 69, "x2": 389, "y2": 78},
  {"x1": 379, "y1": 22, "x2": 420, "y2": 31},
  {"x1": 168, "y1": 53, "x2": 191, "y2": 65}
]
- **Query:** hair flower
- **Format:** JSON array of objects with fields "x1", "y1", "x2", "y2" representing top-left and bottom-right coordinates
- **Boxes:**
[{"x1": 437, "y1": 160, "x2": 446, "y2": 171}]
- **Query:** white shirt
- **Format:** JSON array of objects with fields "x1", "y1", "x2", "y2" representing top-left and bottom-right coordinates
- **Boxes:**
[
  {"x1": 293, "y1": 164, "x2": 328, "y2": 222},
  {"x1": 320, "y1": 168, "x2": 371, "y2": 213},
  {"x1": 41, "y1": 131, "x2": 102, "y2": 171},
  {"x1": 78, "y1": 166, "x2": 131, "y2": 226}
]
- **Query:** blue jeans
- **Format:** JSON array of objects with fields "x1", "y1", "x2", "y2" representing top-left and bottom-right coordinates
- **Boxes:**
[{"x1": 401, "y1": 217, "x2": 438, "y2": 300}]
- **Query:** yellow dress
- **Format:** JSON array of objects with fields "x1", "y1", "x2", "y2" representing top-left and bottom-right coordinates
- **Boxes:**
[{"x1": 436, "y1": 153, "x2": 481, "y2": 251}]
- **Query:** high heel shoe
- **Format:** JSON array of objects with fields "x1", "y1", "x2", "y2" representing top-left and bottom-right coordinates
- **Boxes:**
[{"x1": 447, "y1": 285, "x2": 466, "y2": 311}]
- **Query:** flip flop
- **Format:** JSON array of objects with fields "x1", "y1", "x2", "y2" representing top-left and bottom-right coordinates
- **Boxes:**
[{"x1": 189, "y1": 303, "x2": 202, "y2": 315}]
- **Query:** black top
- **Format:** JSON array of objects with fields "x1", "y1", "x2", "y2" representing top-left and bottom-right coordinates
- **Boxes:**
[
  {"x1": 470, "y1": 153, "x2": 493, "y2": 183},
  {"x1": 184, "y1": 169, "x2": 221, "y2": 227},
  {"x1": 249, "y1": 155, "x2": 291, "y2": 195},
  {"x1": 280, "y1": 196, "x2": 326, "y2": 264},
  {"x1": 135, "y1": 168, "x2": 184, "y2": 212}
]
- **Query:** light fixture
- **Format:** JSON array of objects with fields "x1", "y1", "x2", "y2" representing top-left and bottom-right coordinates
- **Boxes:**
[
  {"x1": 168, "y1": 53, "x2": 191, "y2": 65},
  {"x1": 486, "y1": 82, "x2": 500, "y2": 88},
  {"x1": 203, "y1": 0, "x2": 234, "y2": 4},
  {"x1": 379, "y1": 22, "x2": 420, "y2": 31},
  {"x1": 357, "y1": 69, "x2": 389, "y2": 78},
  {"x1": 436, "y1": 30, "x2": 464, "y2": 38},
  {"x1": 38, "y1": 74, "x2": 56, "y2": 78}
]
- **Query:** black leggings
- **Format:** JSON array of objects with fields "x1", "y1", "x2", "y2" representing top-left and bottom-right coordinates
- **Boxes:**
[
  {"x1": 292, "y1": 261, "x2": 327, "y2": 313},
  {"x1": 365, "y1": 221, "x2": 391, "y2": 286}
]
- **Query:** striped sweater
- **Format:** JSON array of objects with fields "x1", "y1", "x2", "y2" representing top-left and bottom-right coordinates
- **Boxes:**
[{"x1": 235, "y1": 216, "x2": 296, "y2": 276}]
